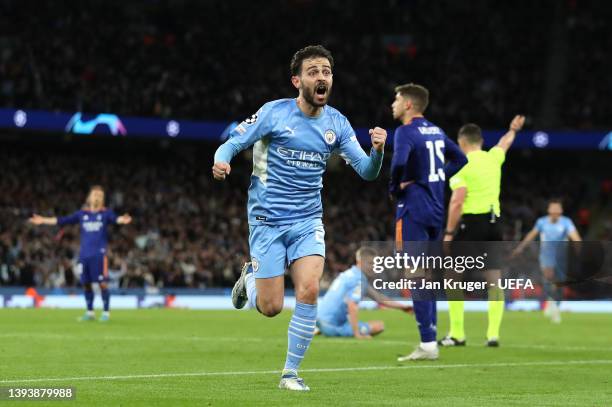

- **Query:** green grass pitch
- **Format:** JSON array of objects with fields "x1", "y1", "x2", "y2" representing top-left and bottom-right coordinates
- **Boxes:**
[{"x1": 1, "y1": 308, "x2": 611, "y2": 406}]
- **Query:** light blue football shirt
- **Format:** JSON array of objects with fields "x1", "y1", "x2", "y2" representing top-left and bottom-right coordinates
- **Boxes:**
[
  {"x1": 535, "y1": 216, "x2": 576, "y2": 259},
  {"x1": 214, "y1": 99, "x2": 383, "y2": 225},
  {"x1": 317, "y1": 266, "x2": 366, "y2": 325},
  {"x1": 535, "y1": 216, "x2": 576, "y2": 241}
]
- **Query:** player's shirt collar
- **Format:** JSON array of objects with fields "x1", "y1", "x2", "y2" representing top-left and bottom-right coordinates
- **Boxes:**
[
  {"x1": 294, "y1": 98, "x2": 326, "y2": 120},
  {"x1": 404, "y1": 115, "x2": 425, "y2": 126},
  {"x1": 84, "y1": 207, "x2": 106, "y2": 213}
]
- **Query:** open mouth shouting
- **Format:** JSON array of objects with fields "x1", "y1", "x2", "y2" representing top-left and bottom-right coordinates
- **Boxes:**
[{"x1": 314, "y1": 83, "x2": 328, "y2": 104}]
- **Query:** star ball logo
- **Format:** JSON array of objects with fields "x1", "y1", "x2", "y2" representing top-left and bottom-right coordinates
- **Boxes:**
[
  {"x1": 244, "y1": 109, "x2": 261, "y2": 126},
  {"x1": 324, "y1": 129, "x2": 336, "y2": 145}
]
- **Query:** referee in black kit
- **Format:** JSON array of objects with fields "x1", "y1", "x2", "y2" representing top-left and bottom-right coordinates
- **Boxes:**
[{"x1": 439, "y1": 115, "x2": 525, "y2": 347}]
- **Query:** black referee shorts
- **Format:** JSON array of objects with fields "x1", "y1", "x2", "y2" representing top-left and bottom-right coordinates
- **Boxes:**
[
  {"x1": 454, "y1": 213, "x2": 503, "y2": 269},
  {"x1": 456, "y1": 213, "x2": 503, "y2": 241}
]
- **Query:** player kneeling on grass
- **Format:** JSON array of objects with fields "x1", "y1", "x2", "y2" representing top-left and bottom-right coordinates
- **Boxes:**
[{"x1": 317, "y1": 247, "x2": 412, "y2": 339}]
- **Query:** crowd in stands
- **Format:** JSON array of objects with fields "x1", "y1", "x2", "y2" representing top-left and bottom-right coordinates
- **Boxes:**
[
  {"x1": 0, "y1": 140, "x2": 608, "y2": 289},
  {"x1": 1, "y1": 0, "x2": 608, "y2": 130},
  {"x1": 563, "y1": 2, "x2": 612, "y2": 128}
]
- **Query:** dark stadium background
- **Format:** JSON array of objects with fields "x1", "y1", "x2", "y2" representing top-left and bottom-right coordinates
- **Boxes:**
[{"x1": 0, "y1": 0, "x2": 610, "y2": 290}]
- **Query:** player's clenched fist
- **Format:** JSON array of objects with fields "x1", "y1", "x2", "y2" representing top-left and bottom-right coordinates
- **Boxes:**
[
  {"x1": 212, "y1": 162, "x2": 231, "y2": 180},
  {"x1": 369, "y1": 127, "x2": 387, "y2": 152}
]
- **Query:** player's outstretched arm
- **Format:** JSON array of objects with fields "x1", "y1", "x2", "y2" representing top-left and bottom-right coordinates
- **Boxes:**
[
  {"x1": 511, "y1": 227, "x2": 539, "y2": 257},
  {"x1": 28, "y1": 214, "x2": 58, "y2": 226},
  {"x1": 568, "y1": 229, "x2": 582, "y2": 242},
  {"x1": 496, "y1": 115, "x2": 525, "y2": 153},
  {"x1": 366, "y1": 286, "x2": 412, "y2": 312},
  {"x1": 567, "y1": 228, "x2": 582, "y2": 256},
  {"x1": 117, "y1": 214, "x2": 133, "y2": 225}
]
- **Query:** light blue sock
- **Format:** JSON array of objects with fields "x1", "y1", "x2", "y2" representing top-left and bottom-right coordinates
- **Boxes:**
[
  {"x1": 284, "y1": 302, "x2": 317, "y2": 373},
  {"x1": 245, "y1": 269, "x2": 258, "y2": 309}
]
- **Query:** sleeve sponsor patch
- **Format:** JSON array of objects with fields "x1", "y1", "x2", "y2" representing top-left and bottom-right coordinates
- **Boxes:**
[{"x1": 235, "y1": 124, "x2": 246, "y2": 134}]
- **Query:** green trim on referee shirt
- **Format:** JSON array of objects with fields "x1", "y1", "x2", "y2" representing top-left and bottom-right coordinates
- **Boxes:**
[{"x1": 449, "y1": 146, "x2": 505, "y2": 216}]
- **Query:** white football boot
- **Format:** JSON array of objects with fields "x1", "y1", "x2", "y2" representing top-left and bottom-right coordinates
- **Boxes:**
[{"x1": 397, "y1": 345, "x2": 439, "y2": 361}]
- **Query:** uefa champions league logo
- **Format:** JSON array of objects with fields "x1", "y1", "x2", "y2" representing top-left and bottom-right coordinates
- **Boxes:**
[{"x1": 65, "y1": 113, "x2": 127, "y2": 136}]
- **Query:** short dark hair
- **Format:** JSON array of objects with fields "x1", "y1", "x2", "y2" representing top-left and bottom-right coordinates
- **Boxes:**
[
  {"x1": 89, "y1": 185, "x2": 104, "y2": 193},
  {"x1": 458, "y1": 123, "x2": 483, "y2": 144},
  {"x1": 548, "y1": 198, "x2": 563, "y2": 206},
  {"x1": 395, "y1": 83, "x2": 429, "y2": 113},
  {"x1": 290, "y1": 45, "x2": 334, "y2": 76}
]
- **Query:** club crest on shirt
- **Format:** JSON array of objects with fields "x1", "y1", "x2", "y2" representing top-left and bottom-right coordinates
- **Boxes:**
[
  {"x1": 324, "y1": 129, "x2": 336, "y2": 145},
  {"x1": 251, "y1": 258, "x2": 259, "y2": 272}
]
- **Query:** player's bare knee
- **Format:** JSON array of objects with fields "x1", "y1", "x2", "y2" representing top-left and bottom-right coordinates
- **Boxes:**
[
  {"x1": 84, "y1": 283, "x2": 93, "y2": 291},
  {"x1": 261, "y1": 306, "x2": 282, "y2": 317},
  {"x1": 258, "y1": 299, "x2": 283, "y2": 317}
]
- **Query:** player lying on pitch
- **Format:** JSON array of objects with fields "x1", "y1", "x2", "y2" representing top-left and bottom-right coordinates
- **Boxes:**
[
  {"x1": 213, "y1": 45, "x2": 387, "y2": 391},
  {"x1": 316, "y1": 247, "x2": 412, "y2": 338}
]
